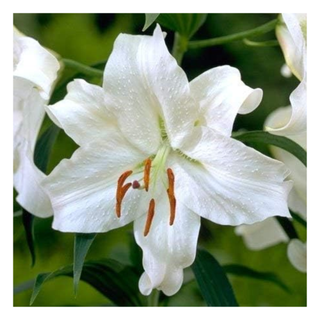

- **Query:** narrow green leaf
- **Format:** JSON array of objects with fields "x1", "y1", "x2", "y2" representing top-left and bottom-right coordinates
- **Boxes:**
[
  {"x1": 290, "y1": 210, "x2": 307, "y2": 228},
  {"x1": 34, "y1": 123, "x2": 60, "y2": 174},
  {"x1": 143, "y1": 14, "x2": 160, "y2": 31},
  {"x1": 192, "y1": 249, "x2": 238, "y2": 306},
  {"x1": 276, "y1": 216, "x2": 299, "y2": 240},
  {"x1": 233, "y1": 130, "x2": 307, "y2": 167},
  {"x1": 22, "y1": 209, "x2": 36, "y2": 267},
  {"x1": 224, "y1": 264, "x2": 290, "y2": 293},
  {"x1": 30, "y1": 260, "x2": 145, "y2": 306},
  {"x1": 157, "y1": 14, "x2": 207, "y2": 38},
  {"x1": 73, "y1": 233, "x2": 96, "y2": 295}
]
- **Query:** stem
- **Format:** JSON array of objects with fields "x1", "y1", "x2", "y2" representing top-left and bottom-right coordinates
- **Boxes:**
[
  {"x1": 62, "y1": 58, "x2": 104, "y2": 77},
  {"x1": 188, "y1": 19, "x2": 278, "y2": 49},
  {"x1": 148, "y1": 289, "x2": 160, "y2": 306},
  {"x1": 172, "y1": 32, "x2": 189, "y2": 65},
  {"x1": 243, "y1": 38, "x2": 279, "y2": 47}
]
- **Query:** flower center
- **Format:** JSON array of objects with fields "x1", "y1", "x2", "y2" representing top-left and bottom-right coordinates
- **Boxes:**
[{"x1": 115, "y1": 143, "x2": 176, "y2": 236}]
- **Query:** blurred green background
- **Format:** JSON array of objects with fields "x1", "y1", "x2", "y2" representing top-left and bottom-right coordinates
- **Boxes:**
[{"x1": 13, "y1": 13, "x2": 306, "y2": 306}]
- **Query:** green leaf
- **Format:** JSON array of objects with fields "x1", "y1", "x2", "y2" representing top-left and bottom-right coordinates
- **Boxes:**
[
  {"x1": 192, "y1": 249, "x2": 238, "y2": 306},
  {"x1": 143, "y1": 14, "x2": 160, "y2": 31},
  {"x1": 22, "y1": 209, "x2": 36, "y2": 267},
  {"x1": 276, "y1": 216, "x2": 299, "y2": 240},
  {"x1": 73, "y1": 233, "x2": 96, "y2": 295},
  {"x1": 224, "y1": 264, "x2": 290, "y2": 293},
  {"x1": 233, "y1": 130, "x2": 307, "y2": 167},
  {"x1": 30, "y1": 260, "x2": 145, "y2": 306},
  {"x1": 34, "y1": 123, "x2": 60, "y2": 174},
  {"x1": 157, "y1": 14, "x2": 207, "y2": 38},
  {"x1": 290, "y1": 210, "x2": 307, "y2": 228}
]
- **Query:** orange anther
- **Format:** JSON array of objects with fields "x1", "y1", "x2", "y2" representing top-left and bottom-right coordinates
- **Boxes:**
[
  {"x1": 116, "y1": 170, "x2": 132, "y2": 218},
  {"x1": 144, "y1": 158, "x2": 152, "y2": 192},
  {"x1": 167, "y1": 168, "x2": 176, "y2": 226},
  {"x1": 144, "y1": 199, "x2": 155, "y2": 237}
]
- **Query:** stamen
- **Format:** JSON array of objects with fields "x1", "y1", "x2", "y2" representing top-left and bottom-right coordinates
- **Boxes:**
[
  {"x1": 144, "y1": 158, "x2": 152, "y2": 192},
  {"x1": 144, "y1": 199, "x2": 155, "y2": 237},
  {"x1": 167, "y1": 168, "x2": 176, "y2": 226},
  {"x1": 116, "y1": 170, "x2": 132, "y2": 218}
]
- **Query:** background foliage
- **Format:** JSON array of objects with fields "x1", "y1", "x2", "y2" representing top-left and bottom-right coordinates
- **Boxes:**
[{"x1": 13, "y1": 13, "x2": 306, "y2": 306}]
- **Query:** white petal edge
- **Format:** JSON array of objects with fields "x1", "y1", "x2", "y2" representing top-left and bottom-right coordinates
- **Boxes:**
[
  {"x1": 287, "y1": 239, "x2": 306, "y2": 273},
  {"x1": 172, "y1": 126, "x2": 292, "y2": 226},
  {"x1": 190, "y1": 65, "x2": 262, "y2": 137},
  {"x1": 134, "y1": 197, "x2": 200, "y2": 296},
  {"x1": 235, "y1": 217, "x2": 289, "y2": 250},
  {"x1": 46, "y1": 79, "x2": 117, "y2": 147},
  {"x1": 13, "y1": 27, "x2": 60, "y2": 100},
  {"x1": 14, "y1": 148, "x2": 53, "y2": 217}
]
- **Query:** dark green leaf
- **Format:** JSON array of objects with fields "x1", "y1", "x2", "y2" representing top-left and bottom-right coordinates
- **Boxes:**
[
  {"x1": 30, "y1": 260, "x2": 145, "y2": 306},
  {"x1": 157, "y1": 14, "x2": 207, "y2": 38},
  {"x1": 233, "y1": 130, "x2": 307, "y2": 167},
  {"x1": 290, "y1": 210, "x2": 307, "y2": 228},
  {"x1": 143, "y1": 14, "x2": 160, "y2": 31},
  {"x1": 192, "y1": 249, "x2": 238, "y2": 306},
  {"x1": 128, "y1": 232, "x2": 143, "y2": 273},
  {"x1": 224, "y1": 264, "x2": 290, "y2": 293},
  {"x1": 276, "y1": 216, "x2": 299, "y2": 239},
  {"x1": 73, "y1": 233, "x2": 96, "y2": 295},
  {"x1": 34, "y1": 123, "x2": 60, "y2": 174},
  {"x1": 22, "y1": 209, "x2": 36, "y2": 267}
]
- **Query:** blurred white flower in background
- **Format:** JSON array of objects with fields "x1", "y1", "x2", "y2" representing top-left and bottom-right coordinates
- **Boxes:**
[{"x1": 13, "y1": 27, "x2": 60, "y2": 217}]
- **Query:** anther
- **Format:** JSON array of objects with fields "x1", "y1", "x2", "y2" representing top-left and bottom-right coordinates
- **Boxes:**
[
  {"x1": 167, "y1": 168, "x2": 176, "y2": 226},
  {"x1": 116, "y1": 170, "x2": 132, "y2": 218},
  {"x1": 132, "y1": 180, "x2": 140, "y2": 189},
  {"x1": 144, "y1": 199, "x2": 155, "y2": 237},
  {"x1": 144, "y1": 158, "x2": 152, "y2": 192}
]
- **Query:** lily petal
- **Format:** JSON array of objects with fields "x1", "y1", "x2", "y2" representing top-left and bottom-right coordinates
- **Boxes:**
[
  {"x1": 235, "y1": 217, "x2": 289, "y2": 250},
  {"x1": 47, "y1": 79, "x2": 116, "y2": 147},
  {"x1": 103, "y1": 24, "x2": 197, "y2": 152},
  {"x1": 172, "y1": 126, "x2": 292, "y2": 225},
  {"x1": 265, "y1": 106, "x2": 306, "y2": 217},
  {"x1": 14, "y1": 78, "x2": 54, "y2": 217},
  {"x1": 276, "y1": 14, "x2": 306, "y2": 81},
  {"x1": 42, "y1": 131, "x2": 149, "y2": 232},
  {"x1": 190, "y1": 66, "x2": 262, "y2": 136},
  {"x1": 14, "y1": 148, "x2": 53, "y2": 217},
  {"x1": 134, "y1": 197, "x2": 200, "y2": 296},
  {"x1": 287, "y1": 239, "x2": 306, "y2": 273},
  {"x1": 13, "y1": 27, "x2": 60, "y2": 100}
]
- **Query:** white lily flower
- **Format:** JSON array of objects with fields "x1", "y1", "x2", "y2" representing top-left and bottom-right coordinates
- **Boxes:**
[
  {"x1": 270, "y1": 13, "x2": 307, "y2": 135},
  {"x1": 43, "y1": 25, "x2": 292, "y2": 296},
  {"x1": 236, "y1": 106, "x2": 306, "y2": 272},
  {"x1": 13, "y1": 27, "x2": 60, "y2": 217}
]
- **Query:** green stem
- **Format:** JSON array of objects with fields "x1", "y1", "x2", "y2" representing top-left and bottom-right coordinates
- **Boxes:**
[
  {"x1": 62, "y1": 58, "x2": 104, "y2": 77},
  {"x1": 243, "y1": 38, "x2": 279, "y2": 47},
  {"x1": 172, "y1": 32, "x2": 189, "y2": 65},
  {"x1": 188, "y1": 19, "x2": 278, "y2": 49},
  {"x1": 147, "y1": 289, "x2": 160, "y2": 306}
]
